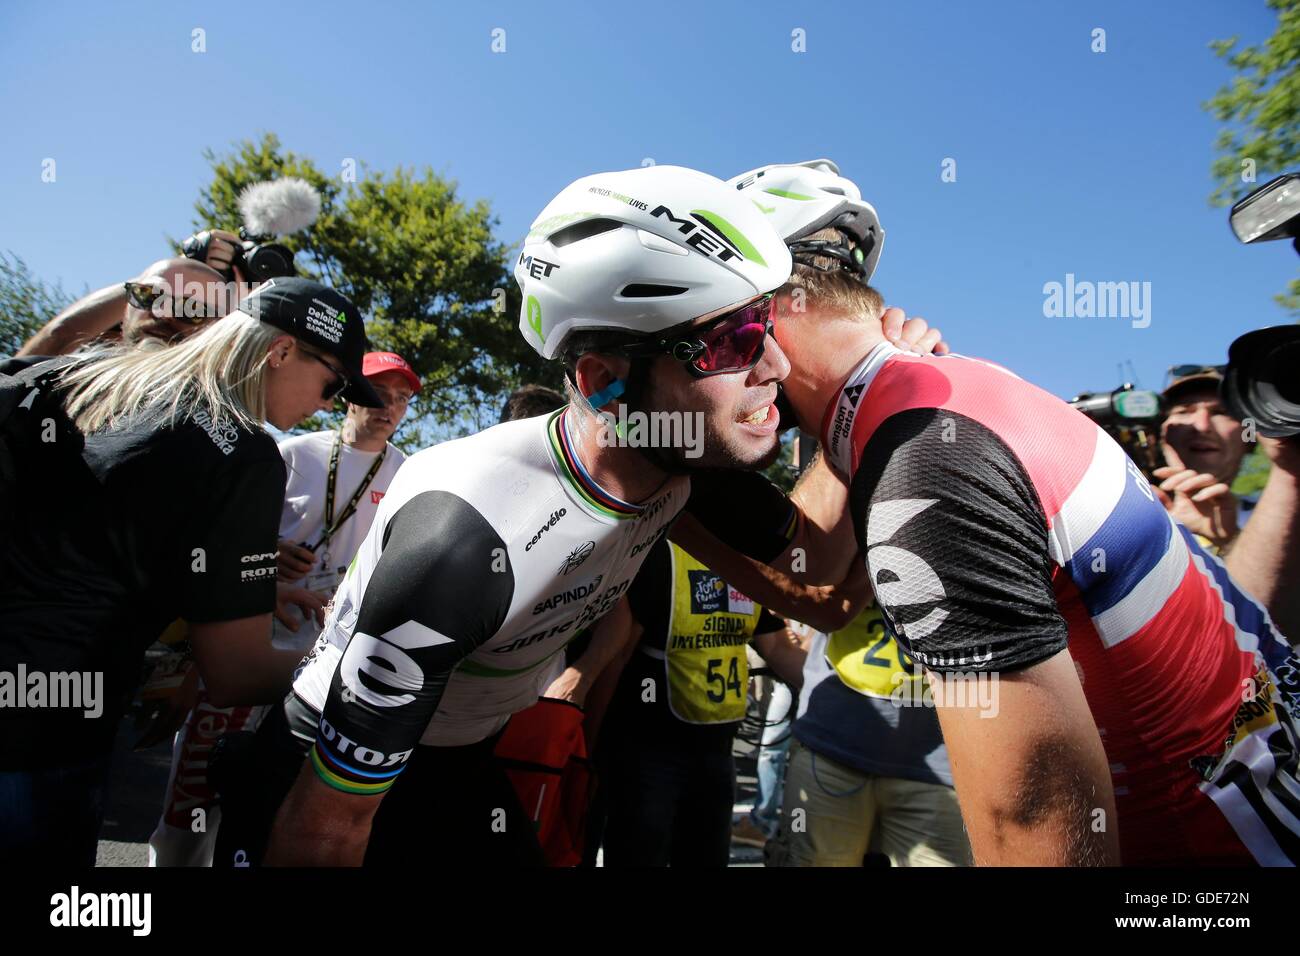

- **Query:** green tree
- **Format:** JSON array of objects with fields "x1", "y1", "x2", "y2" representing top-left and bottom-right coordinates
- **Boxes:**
[
  {"x1": 192, "y1": 134, "x2": 551, "y2": 449},
  {"x1": 1204, "y1": 0, "x2": 1300, "y2": 316},
  {"x1": 0, "y1": 252, "x2": 74, "y2": 357}
]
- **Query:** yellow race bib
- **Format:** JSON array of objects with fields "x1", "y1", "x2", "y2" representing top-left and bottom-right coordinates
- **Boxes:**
[
  {"x1": 825, "y1": 605, "x2": 921, "y2": 700},
  {"x1": 664, "y1": 544, "x2": 762, "y2": 724}
]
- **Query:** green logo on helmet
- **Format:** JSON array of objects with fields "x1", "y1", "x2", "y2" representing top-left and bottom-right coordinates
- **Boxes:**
[
  {"x1": 526, "y1": 295, "x2": 542, "y2": 340},
  {"x1": 648, "y1": 204, "x2": 767, "y2": 268},
  {"x1": 763, "y1": 188, "x2": 815, "y2": 201}
]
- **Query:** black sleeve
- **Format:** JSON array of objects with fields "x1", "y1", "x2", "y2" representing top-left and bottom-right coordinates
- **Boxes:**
[
  {"x1": 627, "y1": 537, "x2": 672, "y2": 652},
  {"x1": 315, "y1": 490, "x2": 513, "y2": 792},
  {"x1": 851, "y1": 408, "x2": 1068, "y2": 674},
  {"x1": 180, "y1": 449, "x2": 286, "y2": 622},
  {"x1": 685, "y1": 468, "x2": 797, "y2": 563}
]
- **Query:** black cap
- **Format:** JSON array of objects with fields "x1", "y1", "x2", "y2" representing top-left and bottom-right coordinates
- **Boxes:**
[{"x1": 237, "y1": 277, "x2": 383, "y2": 407}]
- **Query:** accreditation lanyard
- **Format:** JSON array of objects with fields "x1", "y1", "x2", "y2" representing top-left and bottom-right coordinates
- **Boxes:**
[{"x1": 314, "y1": 431, "x2": 386, "y2": 568}]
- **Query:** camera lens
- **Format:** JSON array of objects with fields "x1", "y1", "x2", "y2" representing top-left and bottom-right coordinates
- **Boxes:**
[
  {"x1": 1224, "y1": 327, "x2": 1300, "y2": 438},
  {"x1": 245, "y1": 243, "x2": 297, "y2": 281},
  {"x1": 1267, "y1": 342, "x2": 1300, "y2": 405}
]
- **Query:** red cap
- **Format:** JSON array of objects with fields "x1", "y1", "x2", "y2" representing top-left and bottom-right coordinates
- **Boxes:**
[{"x1": 361, "y1": 351, "x2": 421, "y2": 394}]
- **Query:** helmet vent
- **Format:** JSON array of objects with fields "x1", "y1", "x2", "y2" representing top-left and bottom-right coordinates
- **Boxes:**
[
  {"x1": 549, "y1": 218, "x2": 621, "y2": 247},
  {"x1": 620, "y1": 283, "x2": 688, "y2": 298}
]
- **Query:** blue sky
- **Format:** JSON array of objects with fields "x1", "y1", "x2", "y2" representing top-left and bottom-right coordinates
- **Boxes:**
[{"x1": 1, "y1": 0, "x2": 1294, "y2": 401}]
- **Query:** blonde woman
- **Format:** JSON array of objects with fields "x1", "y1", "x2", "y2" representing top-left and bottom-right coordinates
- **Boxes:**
[{"x1": 0, "y1": 277, "x2": 383, "y2": 866}]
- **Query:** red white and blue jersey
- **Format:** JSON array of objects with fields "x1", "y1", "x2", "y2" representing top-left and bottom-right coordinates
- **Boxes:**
[{"x1": 821, "y1": 341, "x2": 1300, "y2": 866}]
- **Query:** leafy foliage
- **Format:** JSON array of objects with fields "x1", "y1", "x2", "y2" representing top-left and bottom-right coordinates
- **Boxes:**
[
  {"x1": 0, "y1": 252, "x2": 74, "y2": 358},
  {"x1": 1204, "y1": 0, "x2": 1300, "y2": 317},
  {"x1": 192, "y1": 134, "x2": 553, "y2": 448}
]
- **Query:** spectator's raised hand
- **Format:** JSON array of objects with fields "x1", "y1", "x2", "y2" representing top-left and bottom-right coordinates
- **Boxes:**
[{"x1": 1152, "y1": 465, "x2": 1239, "y2": 549}]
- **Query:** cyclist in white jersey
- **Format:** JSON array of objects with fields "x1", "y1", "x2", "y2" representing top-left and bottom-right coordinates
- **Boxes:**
[{"x1": 214, "y1": 164, "x2": 799, "y2": 866}]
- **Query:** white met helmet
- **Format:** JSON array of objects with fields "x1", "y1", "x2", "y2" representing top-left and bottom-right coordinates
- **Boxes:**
[
  {"x1": 516, "y1": 165, "x2": 792, "y2": 359},
  {"x1": 727, "y1": 159, "x2": 884, "y2": 284}
]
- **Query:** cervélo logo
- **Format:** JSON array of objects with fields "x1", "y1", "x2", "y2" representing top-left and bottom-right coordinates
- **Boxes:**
[
  {"x1": 526, "y1": 508, "x2": 566, "y2": 551},
  {"x1": 649, "y1": 205, "x2": 767, "y2": 267}
]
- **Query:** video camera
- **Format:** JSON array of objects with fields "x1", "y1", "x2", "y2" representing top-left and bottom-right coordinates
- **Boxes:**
[
  {"x1": 180, "y1": 177, "x2": 322, "y2": 285},
  {"x1": 181, "y1": 229, "x2": 297, "y2": 283},
  {"x1": 1069, "y1": 384, "x2": 1164, "y2": 477},
  {"x1": 1223, "y1": 173, "x2": 1300, "y2": 440}
]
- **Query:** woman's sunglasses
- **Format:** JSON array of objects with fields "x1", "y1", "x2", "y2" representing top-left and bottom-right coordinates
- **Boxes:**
[
  {"x1": 123, "y1": 281, "x2": 217, "y2": 325},
  {"x1": 623, "y1": 293, "x2": 776, "y2": 377},
  {"x1": 299, "y1": 348, "x2": 350, "y2": 401}
]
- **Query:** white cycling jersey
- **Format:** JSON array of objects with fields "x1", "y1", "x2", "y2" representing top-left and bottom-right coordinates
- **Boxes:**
[{"x1": 290, "y1": 408, "x2": 687, "y2": 794}]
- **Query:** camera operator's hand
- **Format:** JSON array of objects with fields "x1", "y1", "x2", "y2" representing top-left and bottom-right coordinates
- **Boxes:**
[
  {"x1": 200, "y1": 229, "x2": 243, "y2": 277},
  {"x1": 276, "y1": 539, "x2": 316, "y2": 583},
  {"x1": 1259, "y1": 435, "x2": 1300, "y2": 475},
  {"x1": 1152, "y1": 465, "x2": 1239, "y2": 549}
]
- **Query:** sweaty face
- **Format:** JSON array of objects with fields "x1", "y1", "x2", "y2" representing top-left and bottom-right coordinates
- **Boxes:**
[
  {"x1": 1161, "y1": 387, "x2": 1247, "y2": 481},
  {"x1": 635, "y1": 327, "x2": 790, "y2": 473}
]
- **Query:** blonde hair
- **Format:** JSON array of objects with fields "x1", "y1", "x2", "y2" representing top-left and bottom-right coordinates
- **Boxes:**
[
  {"x1": 782, "y1": 227, "x2": 885, "y2": 321},
  {"x1": 59, "y1": 311, "x2": 282, "y2": 435}
]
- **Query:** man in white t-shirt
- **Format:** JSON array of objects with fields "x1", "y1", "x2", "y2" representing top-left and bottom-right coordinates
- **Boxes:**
[
  {"x1": 147, "y1": 351, "x2": 420, "y2": 867},
  {"x1": 273, "y1": 351, "x2": 421, "y2": 649}
]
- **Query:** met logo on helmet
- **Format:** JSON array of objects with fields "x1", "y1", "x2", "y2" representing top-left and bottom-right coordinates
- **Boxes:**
[
  {"x1": 518, "y1": 253, "x2": 559, "y2": 280},
  {"x1": 649, "y1": 205, "x2": 768, "y2": 268}
]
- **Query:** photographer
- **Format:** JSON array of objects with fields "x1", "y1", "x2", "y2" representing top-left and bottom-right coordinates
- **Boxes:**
[
  {"x1": 1153, "y1": 366, "x2": 1252, "y2": 552},
  {"x1": 0, "y1": 277, "x2": 383, "y2": 866},
  {"x1": 12, "y1": 242, "x2": 246, "y2": 359},
  {"x1": 1152, "y1": 364, "x2": 1300, "y2": 639}
]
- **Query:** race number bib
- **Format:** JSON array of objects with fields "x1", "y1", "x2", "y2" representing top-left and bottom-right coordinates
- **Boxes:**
[
  {"x1": 663, "y1": 546, "x2": 761, "y2": 724},
  {"x1": 825, "y1": 605, "x2": 921, "y2": 700},
  {"x1": 666, "y1": 621, "x2": 750, "y2": 724}
]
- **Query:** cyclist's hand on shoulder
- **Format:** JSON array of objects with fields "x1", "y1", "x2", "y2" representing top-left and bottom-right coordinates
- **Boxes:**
[{"x1": 881, "y1": 306, "x2": 950, "y2": 356}]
